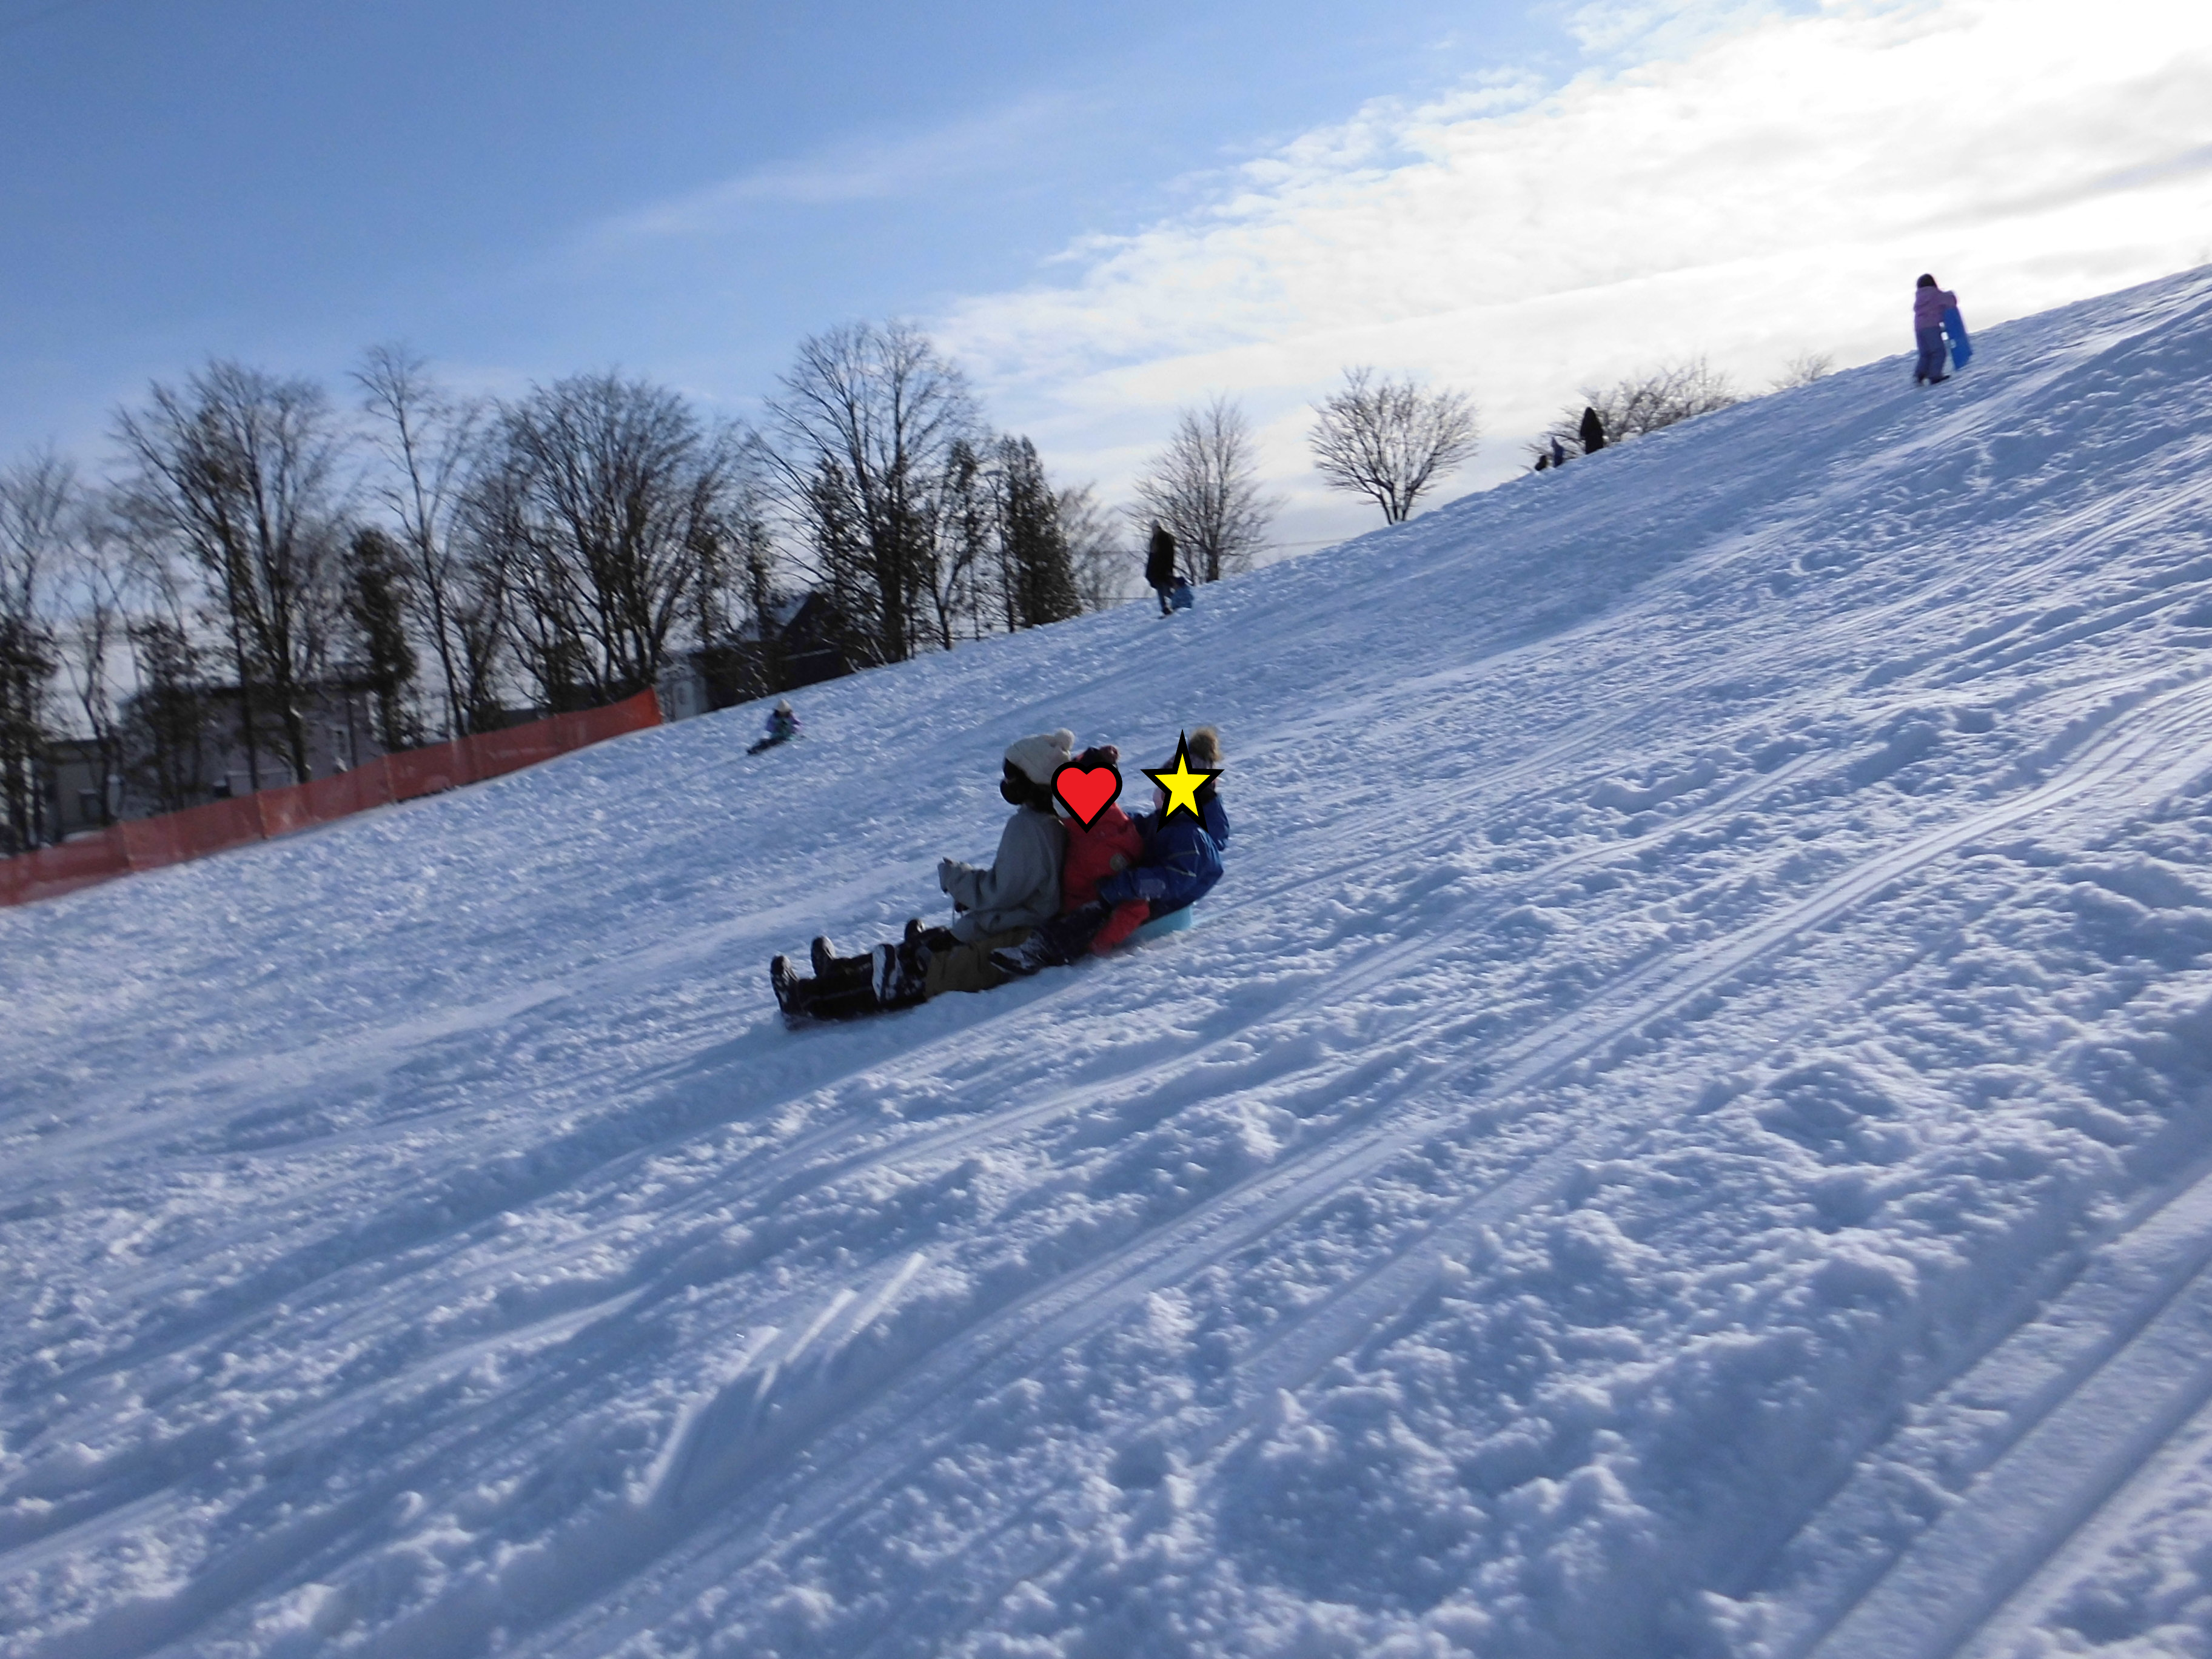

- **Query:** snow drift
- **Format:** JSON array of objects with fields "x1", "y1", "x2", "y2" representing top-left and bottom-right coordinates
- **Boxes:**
[{"x1": 8, "y1": 266, "x2": 2212, "y2": 1659}]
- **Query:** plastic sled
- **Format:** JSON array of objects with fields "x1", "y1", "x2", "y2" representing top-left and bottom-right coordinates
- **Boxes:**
[
  {"x1": 1942, "y1": 305, "x2": 1973, "y2": 370},
  {"x1": 1128, "y1": 905, "x2": 1196, "y2": 945},
  {"x1": 1168, "y1": 581, "x2": 1195, "y2": 612}
]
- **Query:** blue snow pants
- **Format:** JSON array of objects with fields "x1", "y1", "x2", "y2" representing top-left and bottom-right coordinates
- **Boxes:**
[{"x1": 1914, "y1": 325, "x2": 1948, "y2": 383}]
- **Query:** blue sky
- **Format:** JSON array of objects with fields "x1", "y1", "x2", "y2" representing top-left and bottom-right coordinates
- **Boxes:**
[
  {"x1": 6, "y1": 0, "x2": 2211, "y2": 549},
  {"x1": 1, "y1": 0, "x2": 1552, "y2": 440}
]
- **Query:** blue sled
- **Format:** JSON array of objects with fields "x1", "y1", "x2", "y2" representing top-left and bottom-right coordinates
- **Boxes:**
[
  {"x1": 1168, "y1": 580, "x2": 1195, "y2": 612},
  {"x1": 1128, "y1": 905, "x2": 1196, "y2": 945},
  {"x1": 1942, "y1": 305, "x2": 1973, "y2": 371}
]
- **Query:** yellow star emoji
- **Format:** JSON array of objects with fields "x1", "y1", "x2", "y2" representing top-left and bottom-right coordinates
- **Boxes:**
[{"x1": 1143, "y1": 732, "x2": 1221, "y2": 823}]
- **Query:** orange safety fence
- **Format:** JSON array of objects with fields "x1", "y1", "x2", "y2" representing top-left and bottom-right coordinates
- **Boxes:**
[
  {"x1": 1, "y1": 688, "x2": 661, "y2": 908},
  {"x1": 386, "y1": 737, "x2": 475, "y2": 803}
]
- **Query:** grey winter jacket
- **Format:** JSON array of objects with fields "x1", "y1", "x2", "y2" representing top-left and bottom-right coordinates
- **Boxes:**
[{"x1": 942, "y1": 806, "x2": 1065, "y2": 942}]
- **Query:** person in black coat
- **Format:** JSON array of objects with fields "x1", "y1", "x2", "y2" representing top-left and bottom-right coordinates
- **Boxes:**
[
  {"x1": 1144, "y1": 521, "x2": 1179, "y2": 616},
  {"x1": 1579, "y1": 406, "x2": 1607, "y2": 454}
]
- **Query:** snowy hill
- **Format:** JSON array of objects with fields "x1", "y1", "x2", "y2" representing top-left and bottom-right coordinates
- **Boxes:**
[{"x1": 9, "y1": 266, "x2": 2212, "y2": 1659}]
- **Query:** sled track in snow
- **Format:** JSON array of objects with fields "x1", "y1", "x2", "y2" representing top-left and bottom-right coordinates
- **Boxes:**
[
  {"x1": 529, "y1": 619, "x2": 2193, "y2": 1327},
  {"x1": 16, "y1": 666, "x2": 2204, "y2": 1659},
  {"x1": 532, "y1": 671, "x2": 2212, "y2": 1654},
  {"x1": 1764, "y1": 1150, "x2": 2212, "y2": 1659},
  {"x1": 35, "y1": 457, "x2": 2204, "y2": 1415}
]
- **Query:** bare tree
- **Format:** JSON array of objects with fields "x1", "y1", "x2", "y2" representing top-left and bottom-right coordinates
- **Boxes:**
[
  {"x1": 936, "y1": 435, "x2": 994, "y2": 646},
  {"x1": 763, "y1": 321, "x2": 984, "y2": 663},
  {"x1": 1532, "y1": 357, "x2": 1742, "y2": 463},
  {"x1": 472, "y1": 372, "x2": 745, "y2": 709},
  {"x1": 1307, "y1": 367, "x2": 1480, "y2": 525},
  {"x1": 1132, "y1": 396, "x2": 1277, "y2": 583},
  {"x1": 1771, "y1": 351, "x2": 1835, "y2": 391},
  {"x1": 58, "y1": 508, "x2": 138, "y2": 826},
  {"x1": 106, "y1": 529, "x2": 209, "y2": 816},
  {"x1": 446, "y1": 480, "x2": 518, "y2": 732},
  {"x1": 1057, "y1": 484, "x2": 1130, "y2": 614},
  {"x1": 355, "y1": 345, "x2": 487, "y2": 737},
  {"x1": 0, "y1": 450, "x2": 69, "y2": 851},
  {"x1": 115, "y1": 361, "x2": 350, "y2": 788}
]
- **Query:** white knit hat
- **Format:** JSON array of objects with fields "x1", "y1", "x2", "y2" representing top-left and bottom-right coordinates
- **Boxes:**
[{"x1": 1004, "y1": 728, "x2": 1076, "y2": 786}]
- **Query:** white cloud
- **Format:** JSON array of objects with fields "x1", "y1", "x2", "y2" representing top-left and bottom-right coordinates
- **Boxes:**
[
  {"x1": 935, "y1": 0, "x2": 2212, "y2": 550},
  {"x1": 594, "y1": 91, "x2": 1090, "y2": 240}
]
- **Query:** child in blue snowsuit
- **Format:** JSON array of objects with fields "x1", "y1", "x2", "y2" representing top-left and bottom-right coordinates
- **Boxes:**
[
  {"x1": 1104, "y1": 788, "x2": 1227, "y2": 918},
  {"x1": 748, "y1": 699, "x2": 799, "y2": 755}
]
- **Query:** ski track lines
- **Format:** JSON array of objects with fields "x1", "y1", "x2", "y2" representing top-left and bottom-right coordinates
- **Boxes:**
[
  {"x1": 0, "y1": 652, "x2": 1830, "y2": 1620},
  {"x1": 35, "y1": 575, "x2": 2212, "y2": 1659},
  {"x1": 1791, "y1": 1156, "x2": 2212, "y2": 1659},
  {"x1": 61, "y1": 706, "x2": 1818, "y2": 1601},
  {"x1": 534, "y1": 672, "x2": 2212, "y2": 1655},
  {"x1": 260, "y1": 665, "x2": 1831, "y2": 1367}
]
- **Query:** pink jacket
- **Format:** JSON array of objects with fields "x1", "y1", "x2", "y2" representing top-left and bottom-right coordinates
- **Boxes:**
[{"x1": 1914, "y1": 286, "x2": 1957, "y2": 329}]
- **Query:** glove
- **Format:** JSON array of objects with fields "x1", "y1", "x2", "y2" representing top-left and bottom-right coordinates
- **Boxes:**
[
  {"x1": 1100, "y1": 871, "x2": 1165, "y2": 906},
  {"x1": 937, "y1": 857, "x2": 960, "y2": 893}
]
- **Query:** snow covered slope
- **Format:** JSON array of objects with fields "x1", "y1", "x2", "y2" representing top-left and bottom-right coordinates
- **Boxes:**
[{"x1": 9, "y1": 266, "x2": 2212, "y2": 1659}]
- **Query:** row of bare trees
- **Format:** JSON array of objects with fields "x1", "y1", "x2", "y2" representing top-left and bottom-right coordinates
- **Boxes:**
[
  {"x1": 2, "y1": 320, "x2": 1805, "y2": 853},
  {"x1": 1526, "y1": 353, "x2": 1832, "y2": 468},
  {"x1": 1125, "y1": 371, "x2": 1481, "y2": 578},
  {"x1": 0, "y1": 323, "x2": 1140, "y2": 852},
  {"x1": 762, "y1": 323, "x2": 1108, "y2": 663}
]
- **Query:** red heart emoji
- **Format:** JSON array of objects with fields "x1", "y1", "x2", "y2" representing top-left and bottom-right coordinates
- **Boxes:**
[{"x1": 1053, "y1": 762, "x2": 1122, "y2": 829}]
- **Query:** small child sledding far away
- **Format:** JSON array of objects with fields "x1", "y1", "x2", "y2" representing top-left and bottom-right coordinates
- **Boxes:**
[
  {"x1": 747, "y1": 699, "x2": 799, "y2": 755},
  {"x1": 992, "y1": 726, "x2": 1228, "y2": 979},
  {"x1": 768, "y1": 729, "x2": 1074, "y2": 1023}
]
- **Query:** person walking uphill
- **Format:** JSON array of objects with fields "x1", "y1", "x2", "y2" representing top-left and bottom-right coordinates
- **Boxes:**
[
  {"x1": 1145, "y1": 522, "x2": 1179, "y2": 617},
  {"x1": 1579, "y1": 406, "x2": 1607, "y2": 455},
  {"x1": 768, "y1": 729, "x2": 1073, "y2": 1022},
  {"x1": 1914, "y1": 273, "x2": 1958, "y2": 385}
]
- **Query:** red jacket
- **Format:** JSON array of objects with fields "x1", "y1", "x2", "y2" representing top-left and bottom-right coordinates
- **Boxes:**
[{"x1": 1061, "y1": 805, "x2": 1150, "y2": 953}]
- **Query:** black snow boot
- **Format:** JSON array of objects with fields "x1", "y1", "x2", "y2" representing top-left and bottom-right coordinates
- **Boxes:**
[
  {"x1": 771, "y1": 955, "x2": 806, "y2": 1017},
  {"x1": 773, "y1": 953, "x2": 884, "y2": 1024}
]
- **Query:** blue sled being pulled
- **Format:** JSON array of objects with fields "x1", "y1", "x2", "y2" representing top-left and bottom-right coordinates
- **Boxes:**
[{"x1": 1942, "y1": 304, "x2": 1974, "y2": 372}]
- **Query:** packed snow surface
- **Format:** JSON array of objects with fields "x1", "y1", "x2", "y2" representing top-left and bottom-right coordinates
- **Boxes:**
[{"x1": 10, "y1": 269, "x2": 2212, "y2": 1659}]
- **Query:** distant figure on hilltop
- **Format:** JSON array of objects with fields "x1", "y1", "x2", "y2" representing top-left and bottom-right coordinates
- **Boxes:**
[
  {"x1": 1914, "y1": 273, "x2": 1960, "y2": 385},
  {"x1": 747, "y1": 699, "x2": 799, "y2": 756},
  {"x1": 1579, "y1": 406, "x2": 1607, "y2": 454},
  {"x1": 1144, "y1": 521, "x2": 1179, "y2": 616}
]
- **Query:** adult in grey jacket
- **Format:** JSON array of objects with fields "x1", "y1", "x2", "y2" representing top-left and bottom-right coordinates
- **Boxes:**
[{"x1": 768, "y1": 728, "x2": 1073, "y2": 1021}]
